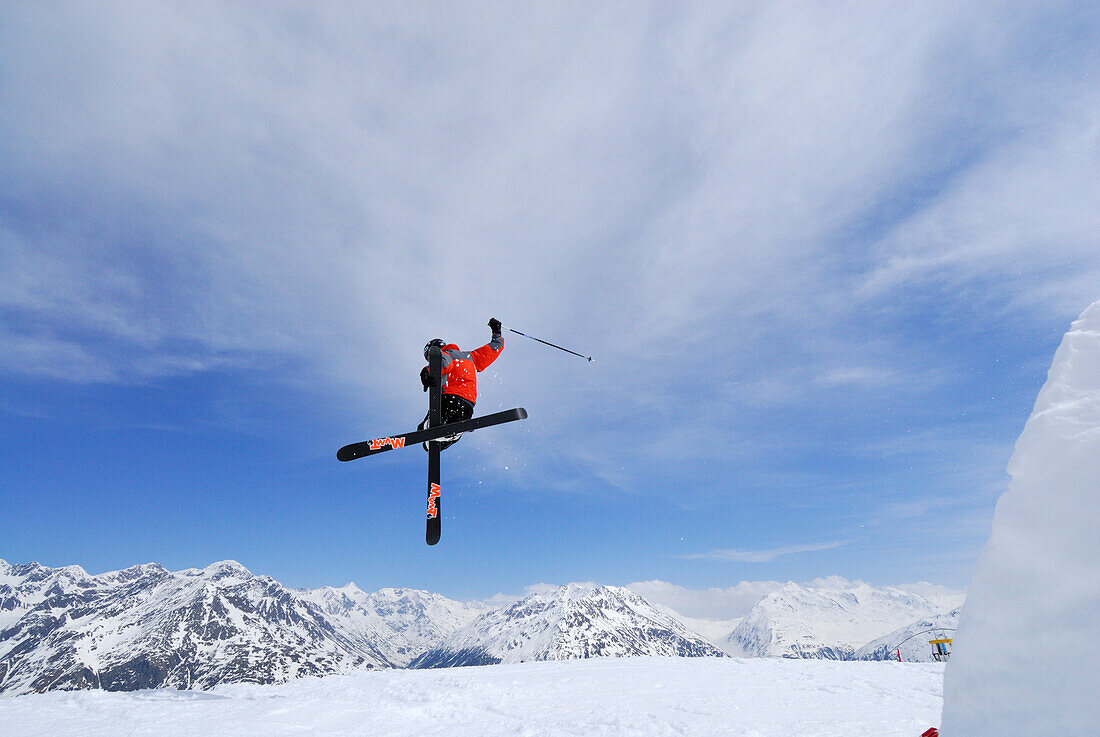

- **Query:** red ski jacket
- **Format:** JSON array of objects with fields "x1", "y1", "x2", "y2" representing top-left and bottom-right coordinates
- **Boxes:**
[{"x1": 428, "y1": 335, "x2": 504, "y2": 404}]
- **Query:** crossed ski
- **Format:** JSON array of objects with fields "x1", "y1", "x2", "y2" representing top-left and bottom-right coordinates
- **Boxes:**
[
  {"x1": 336, "y1": 408, "x2": 528, "y2": 462},
  {"x1": 337, "y1": 344, "x2": 526, "y2": 545}
]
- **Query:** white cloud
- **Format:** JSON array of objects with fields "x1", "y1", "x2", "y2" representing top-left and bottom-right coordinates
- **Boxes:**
[
  {"x1": 680, "y1": 541, "x2": 846, "y2": 563},
  {"x1": 2, "y1": 1, "x2": 1097, "y2": 494},
  {"x1": 625, "y1": 579, "x2": 784, "y2": 620},
  {"x1": 481, "y1": 581, "x2": 601, "y2": 607},
  {"x1": 626, "y1": 576, "x2": 965, "y2": 621},
  {"x1": 815, "y1": 367, "x2": 900, "y2": 387},
  {"x1": 858, "y1": 93, "x2": 1100, "y2": 315}
]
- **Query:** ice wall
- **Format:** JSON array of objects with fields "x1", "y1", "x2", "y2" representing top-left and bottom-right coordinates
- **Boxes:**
[{"x1": 942, "y1": 301, "x2": 1100, "y2": 736}]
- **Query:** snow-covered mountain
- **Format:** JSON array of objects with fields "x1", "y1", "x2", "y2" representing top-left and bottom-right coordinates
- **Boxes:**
[
  {"x1": 0, "y1": 559, "x2": 393, "y2": 695},
  {"x1": 299, "y1": 585, "x2": 488, "y2": 667},
  {"x1": 854, "y1": 609, "x2": 960, "y2": 662},
  {"x1": 723, "y1": 581, "x2": 964, "y2": 659},
  {"x1": 1, "y1": 558, "x2": 965, "y2": 696},
  {"x1": 412, "y1": 584, "x2": 726, "y2": 668},
  {"x1": 3, "y1": 562, "x2": 725, "y2": 693}
]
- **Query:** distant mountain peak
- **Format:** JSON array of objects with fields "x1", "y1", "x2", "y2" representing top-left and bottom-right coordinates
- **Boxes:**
[
  {"x1": 194, "y1": 559, "x2": 253, "y2": 578},
  {"x1": 0, "y1": 559, "x2": 389, "y2": 695},
  {"x1": 412, "y1": 582, "x2": 726, "y2": 669},
  {"x1": 723, "y1": 580, "x2": 964, "y2": 659},
  {"x1": 295, "y1": 583, "x2": 488, "y2": 668}
]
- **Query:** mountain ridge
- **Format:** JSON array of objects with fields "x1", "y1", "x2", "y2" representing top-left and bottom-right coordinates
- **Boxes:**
[
  {"x1": 723, "y1": 580, "x2": 964, "y2": 659},
  {"x1": 412, "y1": 583, "x2": 727, "y2": 668},
  {"x1": 2, "y1": 558, "x2": 963, "y2": 695}
]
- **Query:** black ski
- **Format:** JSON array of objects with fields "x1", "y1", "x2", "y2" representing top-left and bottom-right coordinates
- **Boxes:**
[
  {"x1": 335, "y1": 408, "x2": 528, "y2": 462},
  {"x1": 425, "y1": 346, "x2": 443, "y2": 546}
]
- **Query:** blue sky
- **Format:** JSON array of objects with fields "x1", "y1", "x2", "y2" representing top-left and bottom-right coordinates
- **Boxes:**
[{"x1": 2, "y1": 2, "x2": 1099, "y2": 617}]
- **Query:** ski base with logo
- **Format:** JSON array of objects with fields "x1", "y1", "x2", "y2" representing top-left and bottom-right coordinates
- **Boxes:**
[
  {"x1": 336, "y1": 408, "x2": 527, "y2": 462},
  {"x1": 425, "y1": 345, "x2": 443, "y2": 546}
]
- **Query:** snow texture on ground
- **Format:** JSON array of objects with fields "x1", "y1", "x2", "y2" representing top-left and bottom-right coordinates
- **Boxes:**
[
  {"x1": 942, "y1": 300, "x2": 1100, "y2": 737},
  {"x1": 0, "y1": 657, "x2": 943, "y2": 737}
]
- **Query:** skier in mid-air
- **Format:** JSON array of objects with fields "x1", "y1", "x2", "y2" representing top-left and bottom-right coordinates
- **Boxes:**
[
  {"x1": 419, "y1": 318, "x2": 504, "y2": 450},
  {"x1": 335, "y1": 317, "x2": 585, "y2": 544}
]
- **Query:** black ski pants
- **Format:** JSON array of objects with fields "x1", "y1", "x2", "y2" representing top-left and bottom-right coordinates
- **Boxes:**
[{"x1": 420, "y1": 394, "x2": 475, "y2": 450}]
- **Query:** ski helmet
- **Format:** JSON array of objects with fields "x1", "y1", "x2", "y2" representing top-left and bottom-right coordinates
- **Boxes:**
[{"x1": 424, "y1": 338, "x2": 445, "y2": 360}]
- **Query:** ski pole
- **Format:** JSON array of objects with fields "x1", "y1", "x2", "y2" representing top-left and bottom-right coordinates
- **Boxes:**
[{"x1": 504, "y1": 326, "x2": 594, "y2": 362}]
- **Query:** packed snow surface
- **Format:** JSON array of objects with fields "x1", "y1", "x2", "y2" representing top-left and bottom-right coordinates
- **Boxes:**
[
  {"x1": 942, "y1": 300, "x2": 1100, "y2": 736},
  {"x1": 0, "y1": 657, "x2": 943, "y2": 737}
]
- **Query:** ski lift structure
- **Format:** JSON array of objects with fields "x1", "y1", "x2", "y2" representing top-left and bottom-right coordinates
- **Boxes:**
[
  {"x1": 892, "y1": 627, "x2": 956, "y2": 662},
  {"x1": 929, "y1": 634, "x2": 953, "y2": 662}
]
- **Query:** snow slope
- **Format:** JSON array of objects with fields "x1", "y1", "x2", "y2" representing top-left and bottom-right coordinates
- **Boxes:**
[
  {"x1": 942, "y1": 301, "x2": 1100, "y2": 736},
  {"x1": 724, "y1": 580, "x2": 963, "y2": 659},
  {"x1": 0, "y1": 657, "x2": 945, "y2": 737},
  {"x1": 412, "y1": 584, "x2": 725, "y2": 667}
]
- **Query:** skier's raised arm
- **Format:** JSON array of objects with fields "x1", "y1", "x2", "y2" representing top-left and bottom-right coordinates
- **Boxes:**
[{"x1": 470, "y1": 317, "x2": 504, "y2": 371}]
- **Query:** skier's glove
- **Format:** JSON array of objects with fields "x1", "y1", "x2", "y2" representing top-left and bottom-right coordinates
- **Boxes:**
[
  {"x1": 420, "y1": 366, "x2": 438, "y2": 391},
  {"x1": 488, "y1": 317, "x2": 502, "y2": 335}
]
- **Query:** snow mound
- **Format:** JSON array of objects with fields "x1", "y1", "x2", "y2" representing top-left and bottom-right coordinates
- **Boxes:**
[{"x1": 942, "y1": 301, "x2": 1100, "y2": 736}]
